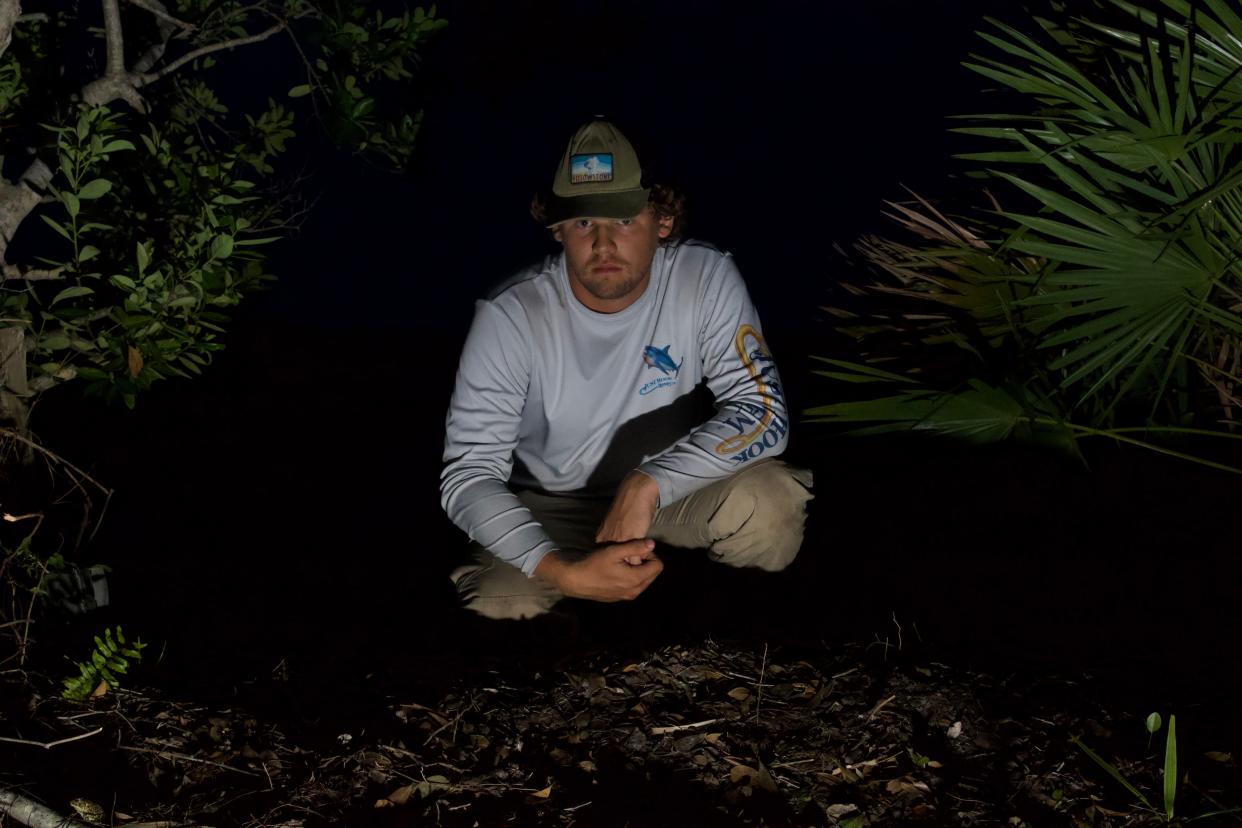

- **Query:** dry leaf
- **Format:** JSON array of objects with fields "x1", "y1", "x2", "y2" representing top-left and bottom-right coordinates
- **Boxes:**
[
  {"x1": 885, "y1": 776, "x2": 931, "y2": 797},
  {"x1": 127, "y1": 345, "x2": 143, "y2": 378},
  {"x1": 1205, "y1": 751, "x2": 1233, "y2": 762},
  {"x1": 622, "y1": 663, "x2": 639, "y2": 673},
  {"x1": 531, "y1": 784, "x2": 552, "y2": 799},
  {"x1": 825, "y1": 803, "x2": 858, "y2": 818},
  {"x1": 946, "y1": 721, "x2": 962, "y2": 739},
  {"x1": 386, "y1": 785, "x2": 414, "y2": 806},
  {"x1": 91, "y1": 679, "x2": 109, "y2": 698},
  {"x1": 704, "y1": 732, "x2": 723, "y2": 746},
  {"x1": 729, "y1": 764, "x2": 778, "y2": 793},
  {"x1": 373, "y1": 799, "x2": 395, "y2": 809},
  {"x1": 1090, "y1": 804, "x2": 1133, "y2": 817},
  {"x1": 727, "y1": 687, "x2": 751, "y2": 701},
  {"x1": 730, "y1": 764, "x2": 759, "y2": 785}
]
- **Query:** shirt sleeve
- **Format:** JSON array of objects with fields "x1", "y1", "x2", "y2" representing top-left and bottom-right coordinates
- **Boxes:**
[
  {"x1": 440, "y1": 300, "x2": 557, "y2": 576},
  {"x1": 636, "y1": 254, "x2": 790, "y2": 506}
]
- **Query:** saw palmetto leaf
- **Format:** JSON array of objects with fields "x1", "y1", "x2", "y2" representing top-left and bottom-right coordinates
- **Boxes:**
[
  {"x1": 813, "y1": 0, "x2": 1242, "y2": 459},
  {"x1": 804, "y1": 375, "x2": 1026, "y2": 443}
]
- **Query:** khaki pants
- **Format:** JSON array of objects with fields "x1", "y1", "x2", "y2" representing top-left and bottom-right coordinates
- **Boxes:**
[{"x1": 450, "y1": 459, "x2": 814, "y2": 620}]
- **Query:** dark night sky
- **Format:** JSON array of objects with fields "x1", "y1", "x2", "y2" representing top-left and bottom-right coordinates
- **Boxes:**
[
  {"x1": 32, "y1": 1, "x2": 1242, "y2": 696},
  {"x1": 257, "y1": 0, "x2": 999, "y2": 341}
]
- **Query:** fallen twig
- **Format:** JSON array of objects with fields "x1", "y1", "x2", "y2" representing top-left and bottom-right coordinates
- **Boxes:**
[
  {"x1": 118, "y1": 744, "x2": 260, "y2": 777},
  {"x1": 0, "y1": 727, "x2": 104, "y2": 749},
  {"x1": 0, "y1": 790, "x2": 94, "y2": 828},
  {"x1": 866, "y1": 694, "x2": 896, "y2": 721},
  {"x1": 754, "y1": 642, "x2": 768, "y2": 722},
  {"x1": 651, "y1": 718, "x2": 720, "y2": 736}
]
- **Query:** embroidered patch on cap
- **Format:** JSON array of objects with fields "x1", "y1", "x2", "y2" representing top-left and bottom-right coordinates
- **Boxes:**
[{"x1": 570, "y1": 153, "x2": 613, "y2": 184}]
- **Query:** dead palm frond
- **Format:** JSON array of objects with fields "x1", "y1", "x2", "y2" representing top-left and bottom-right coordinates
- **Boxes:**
[{"x1": 812, "y1": 0, "x2": 1242, "y2": 471}]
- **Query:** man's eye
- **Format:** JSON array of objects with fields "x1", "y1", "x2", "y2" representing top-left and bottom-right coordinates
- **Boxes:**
[
  {"x1": 618, "y1": 219, "x2": 634, "y2": 226},
  {"x1": 576, "y1": 219, "x2": 593, "y2": 229}
]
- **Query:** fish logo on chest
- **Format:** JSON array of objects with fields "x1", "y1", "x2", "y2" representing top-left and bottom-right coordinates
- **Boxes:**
[{"x1": 638, "y1": 344, "x2": 682, "y2": 395}]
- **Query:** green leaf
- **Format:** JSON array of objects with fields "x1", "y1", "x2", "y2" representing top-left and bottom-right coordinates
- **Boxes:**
[
  {"x1": 39, "y1": 334, "x2": 70, "y2": 350},
  {"x1": 78, "y1": 245, "x2": 101, "y2": 263},
  {"x1": 63, "y1": 192, "x2": 80, "y2": 218},
  {"x1": 100, "y1": 139, "x2": 136, "y2": 153},
  {"x1": 1146, "y1": 712, "x2": 1162, "y2": 734},
  {"x1": 110, "y1": 274, "x2": 137, "y2": 291},
  {"x1": 51, "y1": 286, "x2": 94, "y2": 305},
  {"x1": 40, "y1": 215, "x2": 71, "y2": 240},
  {"x1": 1164, "y1": 715, "x2": 1177, "y2": 820},
  {"x1": 136, "y1": 241, "x2": 150, "y2": 273},
  {"x1": 1072, "y1": 736, "x2": 1153, "y2": 810},
  {"x1": 77, "y1": 179, "x2": 112, "y2": 200},
  {"x1": 210, "y1": 235, "x2": 234, "y2": 260},
  {"x1": 288, "y1": 84, "x2": 312, "y2": 98},
  {"x1": 809, "y1": 356, "x2": 920, "y2": 385}
]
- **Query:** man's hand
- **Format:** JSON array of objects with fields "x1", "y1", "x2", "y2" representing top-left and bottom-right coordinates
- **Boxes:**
[
  {"x1": 534, "y1": 540, "x2": 663, "y2": 602},
  {"x1": 596, "y1": 470, "x2": 660, "y2": 545}
]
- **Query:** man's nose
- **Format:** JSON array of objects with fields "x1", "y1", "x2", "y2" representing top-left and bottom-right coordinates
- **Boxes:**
[{"x1": 592, "y1": 226, "x2": 617, "y2": 253}]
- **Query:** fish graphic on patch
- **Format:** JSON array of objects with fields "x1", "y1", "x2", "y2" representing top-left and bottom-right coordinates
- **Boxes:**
[{"x1": 642, "y1": 344, "x2": 683, "y2": 377}]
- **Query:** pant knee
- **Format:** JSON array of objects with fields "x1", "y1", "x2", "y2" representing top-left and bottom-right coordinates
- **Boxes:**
[{"x1": 707, "y1": 462, "x2": 813, "y2": 571}]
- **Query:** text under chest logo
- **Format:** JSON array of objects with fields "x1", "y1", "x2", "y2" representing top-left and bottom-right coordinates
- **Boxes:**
[{"x1": 639, "y1": 344, "x2": 682, "y2": 395}]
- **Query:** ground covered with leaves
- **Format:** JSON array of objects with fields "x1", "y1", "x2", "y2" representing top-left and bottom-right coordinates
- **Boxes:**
[{"x1": 6, "y1": 632, "x2": 1241, "y2": 828}]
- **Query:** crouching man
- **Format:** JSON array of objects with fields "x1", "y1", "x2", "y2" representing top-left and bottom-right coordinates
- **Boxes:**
[{"x1": 440, "y1": 118, "x2": 813, "y2": 620}]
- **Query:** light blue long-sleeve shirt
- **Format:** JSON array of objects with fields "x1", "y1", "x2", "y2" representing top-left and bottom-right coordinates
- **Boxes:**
[{"x1": 440, "y1": 240, "x2": 790, "y2": 575}]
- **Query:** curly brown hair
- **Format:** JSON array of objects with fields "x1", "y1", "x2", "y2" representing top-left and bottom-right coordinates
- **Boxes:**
[{"x1": 529, "y1": 183, "x2": 687, "y2": 242}]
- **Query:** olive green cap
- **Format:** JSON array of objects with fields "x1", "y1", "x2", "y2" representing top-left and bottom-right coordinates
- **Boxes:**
[{"x1": 544, "y1": 119, "x2": 650, "y2": 226}]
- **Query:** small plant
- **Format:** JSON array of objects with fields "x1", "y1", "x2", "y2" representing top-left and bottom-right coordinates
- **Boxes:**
[
  {"x1": 1073, "y1": 713, "x2": 1242, "y2": 823},
  {"x1": 61, "y1": 625, "x2": 146, "y2": 702}
]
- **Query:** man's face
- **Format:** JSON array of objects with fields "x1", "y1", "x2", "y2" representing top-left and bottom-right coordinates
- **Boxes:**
[{"x1": 554, "y1": 207, "x2": 673, "y2": 313}]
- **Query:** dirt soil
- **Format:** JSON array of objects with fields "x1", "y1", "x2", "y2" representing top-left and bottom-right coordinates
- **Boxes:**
[{"x1": 5, "y1": 632, "x2": 1242, "y2": 828}]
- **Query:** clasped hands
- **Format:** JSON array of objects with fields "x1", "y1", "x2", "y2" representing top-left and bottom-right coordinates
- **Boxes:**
[{"x1": 533, "y1": 470, "x2": 663, "y2": 602}]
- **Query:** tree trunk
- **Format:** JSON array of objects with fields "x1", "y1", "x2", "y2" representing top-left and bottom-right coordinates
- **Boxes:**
[
  {"x1": 0, "y1": 1, "x2": 20, "y2": 61},
  {"x1": 0, "y1": 327, "x2": 29, "y2": 449}
]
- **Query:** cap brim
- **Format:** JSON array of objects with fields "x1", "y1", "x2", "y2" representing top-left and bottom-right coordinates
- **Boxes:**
[{"x1": 544, "y1": 188, "x2": 650, "y2": 227}]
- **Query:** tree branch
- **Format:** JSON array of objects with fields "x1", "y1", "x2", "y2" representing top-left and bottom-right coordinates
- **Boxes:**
[
  {"x1": 124, "y1": 0, "x2": 194, "y2": 32},
  {"x1": 130, "y1": 0, "x2": 185, "y2": 74},
  {"x1": 0, "y1": 428, "x2": 113, "y2": 495},
  {"x1": 101, "y1": 0, "x2": 125, "y2": 77},
  {"x1": 1, "y1": 264, "x2": 65, "y2": 281},
  {"x1": 80, "y1": 0, "x2": 146, "y2": 111},
  {"x1": 82, "y1": 2, "x2": 283, "y2": 109},
  {"x1": 136, "y1": 22, "x2": 284, "y2": 84},
  {"x1": 0, "y1": 1, "x2": 19, "y2": 61},
  {"x1": 0, "y1": 789, "x2": 95, "y2": 828}
]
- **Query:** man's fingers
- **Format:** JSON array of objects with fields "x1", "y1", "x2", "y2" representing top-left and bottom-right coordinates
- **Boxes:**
[{"x1": 610, "y1": 539, "x2": 655, "y2": 562}]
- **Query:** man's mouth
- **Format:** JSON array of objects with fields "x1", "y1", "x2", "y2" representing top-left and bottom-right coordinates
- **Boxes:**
[{"x1": 591, "y1": 263, "x2": 623, "y2": 273}]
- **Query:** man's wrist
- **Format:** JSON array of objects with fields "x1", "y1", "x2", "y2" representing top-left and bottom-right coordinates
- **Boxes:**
[
  {"x1": 626, "y1": 468, "x2": 661, "y2": 508},
  {"x1": 533, "y1": 550, "x2": 575, "y2": 592}
]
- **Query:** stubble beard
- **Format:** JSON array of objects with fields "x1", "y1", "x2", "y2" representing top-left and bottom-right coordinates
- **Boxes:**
[{"x1": 577, "y1": 261, "x2": 649, "y2": 301}]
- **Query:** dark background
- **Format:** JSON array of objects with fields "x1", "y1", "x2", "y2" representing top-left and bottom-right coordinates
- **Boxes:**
[{"x1": 26, "y1": 0, "x2": 1242, "y2": 718}]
